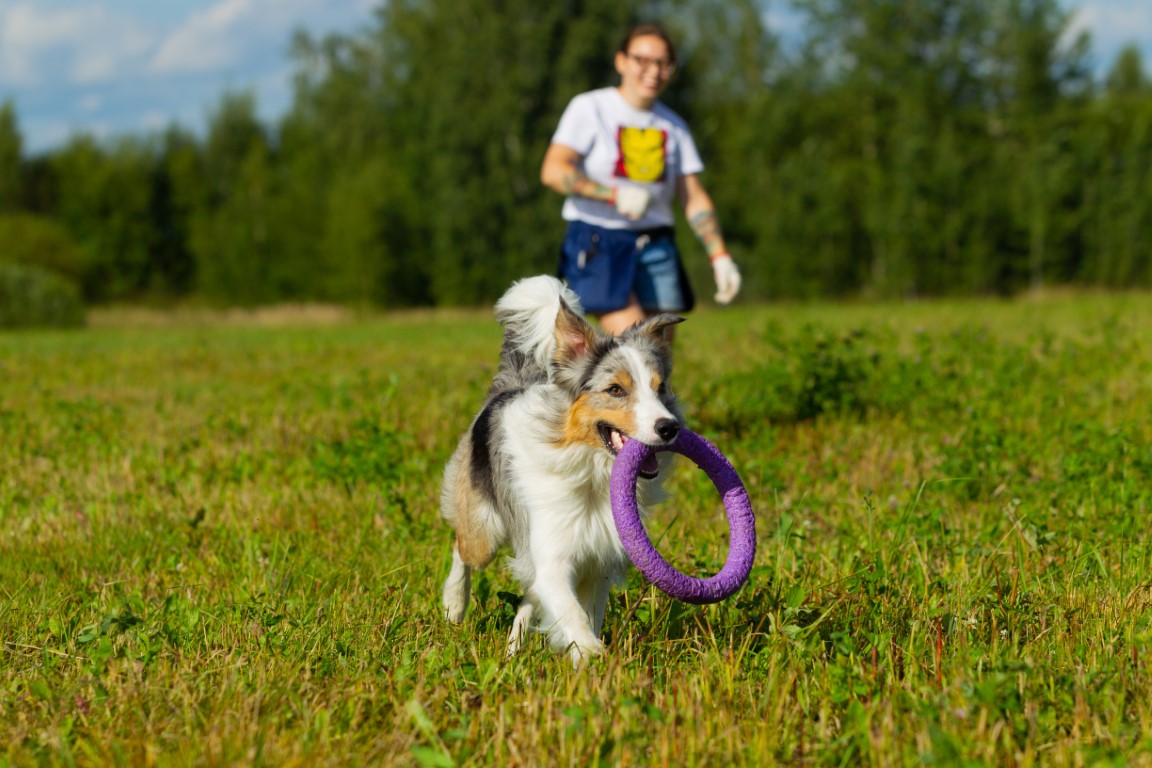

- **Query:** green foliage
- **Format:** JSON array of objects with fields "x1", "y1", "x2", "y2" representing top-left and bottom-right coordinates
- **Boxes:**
[
  {"x1": 0, "y1": 101, "x2": 22, "y2": 213},
  {"x1": 1106, "y1": 45, "x2": 1151, "y2": 96},
  {"x1": 0, "y1": 212, "x2": 86, "y2": 281},
  {"x1": 149, "y1": 127, "x2": 201, "y2": 297},
  {"x1": 49, "y1": 135, "x2": 159, "y2": 301},
  {"x1": 693, "y1": 323, "x2": 889, "y2": 434},
  {"x1": 783, "y1": 325, "x2": 887, "y2": 420},
  {"x1": 291, "y1": 0, "x2": 652, "y2": 305},
  {"x1": 191, "y1": 91, "x2": 280, "y2": 304},
  {"x1": 3, "y1": 1, "x2": 1152, "y2": 305},
  {"x1": 0, "y1": 261, "x2": 85, "y2": 328}
]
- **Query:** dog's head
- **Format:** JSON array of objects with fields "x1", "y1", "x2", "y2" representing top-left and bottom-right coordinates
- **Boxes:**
[{"x1": 551, "y1": 304, "x2": 683, "y2": 478}]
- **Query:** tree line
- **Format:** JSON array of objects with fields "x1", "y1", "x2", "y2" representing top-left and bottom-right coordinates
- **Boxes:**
[{"x1": 1, "y1": 0, "x2": 1150, "y2": 309}]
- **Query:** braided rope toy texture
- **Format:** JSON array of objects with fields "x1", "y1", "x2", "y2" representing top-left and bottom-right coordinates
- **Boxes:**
[{"x1": 610, "y1": 428, "x2": 757, "y2": 604}]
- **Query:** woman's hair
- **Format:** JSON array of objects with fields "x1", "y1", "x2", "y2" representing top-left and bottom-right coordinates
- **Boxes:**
[{"x1": 616, "y1": 22, "x2": 677, "y2": 65}]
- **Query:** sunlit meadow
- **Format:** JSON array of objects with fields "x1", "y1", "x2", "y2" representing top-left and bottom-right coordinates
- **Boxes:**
[{"x1": 2, "y1": 294, "x2": 1151, "y2": 766}]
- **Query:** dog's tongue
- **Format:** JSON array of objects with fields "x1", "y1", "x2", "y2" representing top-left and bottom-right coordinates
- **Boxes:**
[{"x1": 613, "y1": 431, "x2": 661, "y2": 476}]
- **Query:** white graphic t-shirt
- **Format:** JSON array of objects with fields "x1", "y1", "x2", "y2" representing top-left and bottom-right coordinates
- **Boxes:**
[{"x1": 551, "y1": 87, "x2": 703, "y2": 230}]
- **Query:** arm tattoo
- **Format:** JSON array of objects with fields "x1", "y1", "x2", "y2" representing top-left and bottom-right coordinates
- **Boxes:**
[
  {"x1": 561, "y1": 170, "x2": 613, "y2": 201},
  {"x1": 689, "y1": 210, "x2": 726, "y2": 258}
]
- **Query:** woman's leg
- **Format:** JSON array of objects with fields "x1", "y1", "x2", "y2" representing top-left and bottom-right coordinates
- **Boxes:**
[
  {"x1": 595, "y1": 298, "x2": 647, "y2": 335},
  {"x1": 595, "y1": 299, "x2": 678, "y2": 343}
]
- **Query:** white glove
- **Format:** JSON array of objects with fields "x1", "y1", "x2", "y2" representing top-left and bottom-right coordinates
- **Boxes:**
[
  {"x1": 613, "y1": 186, "x2": 652, "y2": 220},
  {"x1": 711, "y1": 254, "x2": 741, "y2": 304}
]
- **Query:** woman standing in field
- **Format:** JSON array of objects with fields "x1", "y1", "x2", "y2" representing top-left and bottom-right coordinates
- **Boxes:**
[{"x1": 540, "y1": 22, "x2": 742, "y2": 335}]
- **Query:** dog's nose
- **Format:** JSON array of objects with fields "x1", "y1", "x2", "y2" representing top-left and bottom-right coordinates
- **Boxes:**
[{"x1": 655, "y1": 418, "x2": 680, "y2": 443}]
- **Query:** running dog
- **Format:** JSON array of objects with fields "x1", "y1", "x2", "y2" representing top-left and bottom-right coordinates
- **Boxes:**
[{"x1": 440, "y1": 275, "x2": 682, "y2": 664}]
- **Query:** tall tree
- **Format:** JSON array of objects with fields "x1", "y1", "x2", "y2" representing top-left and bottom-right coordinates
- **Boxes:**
[
  {"x1": 791, "y1": 0, "x2": 1000, "y2": 295},
  {"x1": 192, "y1": 91, "x2": 282, "y2": 304},
  {"x1": 281, "y1": 29, "x2": 426, "y2": 306},
  {"x1": 50, "y1": 135, "x2": 157, "y2": 300},
  {"x1": 151, "y1": 126, "x2": 203, "y2": 296},
  {"x1": 1105, "y1": 45, "x2": 1150, "y2": 97},
  {"x1": 1081, "y1": 46, "x2": 1152, "y2": 286},
  {"x1": 368, "y1": 0, "x2": 640, "y2": 305},
  {"x1": 0, "y1": 101, "x2": 23, "y2": 213},
  {"x1": 984, "y1": 0, "x2": 1090, "y2": 290}
]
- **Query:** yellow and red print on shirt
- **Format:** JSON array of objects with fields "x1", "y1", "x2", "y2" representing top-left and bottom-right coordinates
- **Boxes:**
[{"x1": 614, "y1": 126, "x2": 667, "y2": 182}]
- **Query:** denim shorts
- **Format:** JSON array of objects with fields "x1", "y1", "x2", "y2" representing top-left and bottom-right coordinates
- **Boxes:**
[{"x1": 557, "y1": 220, "x2": 695, "y2": 314}]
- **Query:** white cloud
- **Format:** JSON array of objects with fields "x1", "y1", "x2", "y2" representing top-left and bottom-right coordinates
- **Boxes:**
[
  {"x1": 1066, "y1": 2, "x2": 1152, "y2": 69},
  {"x1": 21, "y1": 118, "x2": 71, "y2": 151},
  {"x1": 149, "y1": 0, "x2": 338, "y2": 75},
  {"x1": 2, "y1": 0, "x2": 374, "y2": 153},
  {"x1": 0, "y1": 2, "x2": 154, "y2": 87},
  {"x1": 140, "y1": 111, "x2": 171, "y2": 133},
  {"x1": 73, "y1": 28, "x2": 153, "y2": 84},
  {"x1": 1080, "y1": 2, "x2": 1152, "y2": 39},
  {"x1": 149, "y1": 0, "x2": 253, "y2": 74}
]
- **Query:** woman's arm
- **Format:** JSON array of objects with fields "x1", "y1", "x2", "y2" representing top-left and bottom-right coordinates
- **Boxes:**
[
  {"x1": 541, "y1": 143, "x2": 614, "y2": 202},
  {"x1": 678, "y1": 173, "x2": 742, "y2": 304},
  {"x1": 541, "y1": 143, "x2": 652, "y2": 220},
  {"x1": 679, "y1": 174, "x2": 730, "y2": 260}
]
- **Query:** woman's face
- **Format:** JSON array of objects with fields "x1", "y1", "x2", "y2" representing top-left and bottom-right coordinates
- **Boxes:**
[{"x1": 615, "y1": 34, "x2": 675, "y2": 107}]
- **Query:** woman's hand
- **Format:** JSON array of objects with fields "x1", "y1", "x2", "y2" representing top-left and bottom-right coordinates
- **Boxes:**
[{"x1": 710, "y1": 254, "x2": 742, "y2": 304}]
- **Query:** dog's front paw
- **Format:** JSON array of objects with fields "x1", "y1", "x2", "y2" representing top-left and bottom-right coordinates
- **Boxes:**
[
  {"x1": 505, "y1": 601, "x2": 536, "y2": 656},
  {"x1": 567, "y1": 637, "x2": 605, "y2": 668},
  {"x1": 442, "y1": 582, "x2": 469, "y2": 623},
  {"x1": 443, "y1": 594, "x2": 468, "y2": 623},
  {"x1": 441, "y1": 549, "x2": 471, "y2": 623}
]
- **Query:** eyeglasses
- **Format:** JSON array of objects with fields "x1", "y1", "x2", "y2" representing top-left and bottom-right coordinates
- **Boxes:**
[{"x1": 626, "y1": 53, "x2": 676, "y2": 75}]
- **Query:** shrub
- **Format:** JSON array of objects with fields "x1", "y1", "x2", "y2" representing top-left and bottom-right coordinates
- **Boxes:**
[
  {"x1": 690, "y1": 323, "x2": 891, "y2": 435},
  {"x1": 783, "y1": 325, "x2": 887, "y2": 421},
  {"x1": 0, "y1": 213, "x2": 86, "y2": 282},
  {"x1": 0, "y1": 262, "x2": 86, "y2": 329}
]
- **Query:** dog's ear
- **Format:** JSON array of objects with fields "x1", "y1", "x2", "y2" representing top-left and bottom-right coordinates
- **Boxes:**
[
  {"x1": 553, "y1": 300, "x2": 598, "y2": 365},
  {"x1": 634, "y1": 313, "x2": 684, "y2": 343}
]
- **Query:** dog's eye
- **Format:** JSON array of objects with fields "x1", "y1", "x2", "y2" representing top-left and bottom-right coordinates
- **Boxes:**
[{"x1": 605, "y1": 384, "x2": 627, "y2": 398}]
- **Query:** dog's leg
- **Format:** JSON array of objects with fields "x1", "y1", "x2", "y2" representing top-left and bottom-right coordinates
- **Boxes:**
[
  {"x1": 574, "y1": 570, "x2": 613, "y2": 637},
  {"x1": 573, "y1": 573, "x2": 603, "y2": 635},
  {"x1": 532, "y1": 566, "x2": 604, "y2": 665},
  {"x1": 589, "y1": 576, "x2": 612, "y2": 637},
  {"x1": 442, "y1": 543, "x2": 472, "y2": 623},
  {"x1": 506, "y1": 593, "x2": 537, "y2": 657}
]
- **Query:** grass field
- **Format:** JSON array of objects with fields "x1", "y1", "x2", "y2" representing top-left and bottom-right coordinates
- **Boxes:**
[{"x1": 2, "y1": 293, "x2": 1151, "y2": 766}]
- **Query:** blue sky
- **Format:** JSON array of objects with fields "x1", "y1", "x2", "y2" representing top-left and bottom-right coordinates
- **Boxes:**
[{"x1": 1, "y1": 0, "x2": 1150, "y2": 156}]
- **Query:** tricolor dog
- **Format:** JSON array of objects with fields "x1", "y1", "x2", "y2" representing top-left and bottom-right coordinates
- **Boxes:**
[{"x1": 440, "y1": 275, "x2": 682, "y2": 664}]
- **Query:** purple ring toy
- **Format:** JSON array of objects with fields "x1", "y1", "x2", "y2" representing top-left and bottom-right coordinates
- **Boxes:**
[{"x1": 610, "y1": 428, "x2": 757, "y2": 604}]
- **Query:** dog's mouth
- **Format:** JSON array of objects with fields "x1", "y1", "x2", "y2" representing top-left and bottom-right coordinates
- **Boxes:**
[{"x1": 598, "y1": 423, "x2": 661, "y2": 479}]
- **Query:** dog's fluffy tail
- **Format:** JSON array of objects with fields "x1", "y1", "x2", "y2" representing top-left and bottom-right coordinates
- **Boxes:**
[{"x1": 491, "y1": 276, "x2": 584, "y2": 388}]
